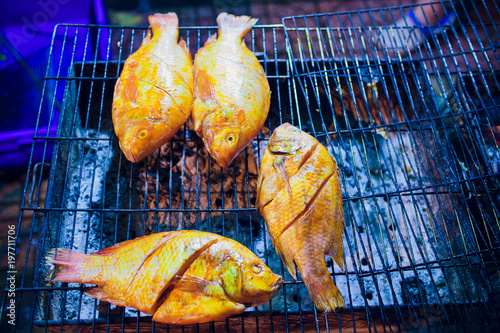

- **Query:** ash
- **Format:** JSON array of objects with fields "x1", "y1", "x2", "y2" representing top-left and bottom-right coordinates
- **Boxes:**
[
  {"x1": 327, "y1": 130, "x2": 488, "y2": 309},
  {"x1": 54, "y1": 128, "x2": 114, "y2": 321}
]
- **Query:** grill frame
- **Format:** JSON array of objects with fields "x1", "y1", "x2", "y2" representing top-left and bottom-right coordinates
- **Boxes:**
[
  {"x1": 281, "y1": 0, "x2": 500, "y2": 331},
  {"x1": 1, "y1": 0, "x2": 499, "y2": 331}
]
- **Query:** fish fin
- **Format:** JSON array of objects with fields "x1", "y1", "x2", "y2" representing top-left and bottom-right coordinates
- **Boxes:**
[
  {"x1": 84, "y1": 287, "x2": 128, "y2": 307},
  {"x1": 46, "y1": 248, "x2": 89, "y2": 284},
  {"x1": 93, "y1": 239, "x2": 137, "y2": 256},
  {"x1": 236, "y1": 109, "x2": 246, "y2": 123},
  {"x1": 148, "y1": 12, "x2": 178, "y2": 31},
  {"x1": 256, "y1": 173, "x2": 264, "y2": 208},
  {"x1": 174, "y1": 274, "x2": 212, "y2": 294},
  {"x1": 195, "y1": 70, "x2": 216, "y2": 103},
  {"x1": 153, "y1": 289, "x2": 246, "y2": 325},
  {"x1": 203, "y1": 33, "x2": 217, "y2": 46},
  {"x1": 275, "y1": 240, "x2": 297, "y2": 280},
  {"x1": 273, "y1": 156, "x2": 292, "y2": 197},
  {"x1": 302, "y1": 265, "x2": 345, "y2": 312},
  {"x1": 142, "y1": 29, "x2": 152, "y2": 45},
  {"x1": 94, "y1": 233, "x2": 173, "y2": 257},
  {"x1": 217, "y1": 13, "x2": 257, "y2": 39},
  {"x1": 328, "y1": 246, "x2": 344, "y2": 271},
  {"x1": 178, "y1": 37, "x2": 190, "y2": 55}
]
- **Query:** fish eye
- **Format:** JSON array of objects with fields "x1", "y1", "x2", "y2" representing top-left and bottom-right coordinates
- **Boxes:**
[
  {"x1": 137, "y1": 130, "x2": 148, "y2": 139},
  {"x1": 226, "y1": 134, "x2": 236, "y2": 143},
  {"x1": 251, "y1": 263, "x2": 263, "y2": 274}
]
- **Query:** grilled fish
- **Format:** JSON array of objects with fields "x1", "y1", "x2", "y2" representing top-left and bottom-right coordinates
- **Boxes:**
[
  {"x1": 257, "y1": 123, "x2": 345, "y2": 311},
  {"x1": 192, "y1": 13, "x2": 270, "y2": 168},
  {"x1": 112, "y1": 13, "x2": 194, "y2": 163},
  {"x1": 47, "y1": 230, "x2": 282, "y2": 325}
]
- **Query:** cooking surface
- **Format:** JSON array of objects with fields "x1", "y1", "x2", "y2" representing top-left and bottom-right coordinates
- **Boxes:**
[{"x1": 2, "y1": 0, "x2": 499, "y2": 332}]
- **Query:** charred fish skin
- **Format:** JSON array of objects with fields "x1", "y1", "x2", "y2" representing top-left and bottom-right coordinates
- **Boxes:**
[
  {"x1": 192, "y1": 13, "x2": 271, "y2": 168},
  {"x1": 46, "y1": 230, "x2": 283, "y2": 325},
  {"x1": 112, "y1": 13, "x2": 194, "y2": 163},
  {"x1": 257, "y1": 123, "x2": 345, "y2": 311}
]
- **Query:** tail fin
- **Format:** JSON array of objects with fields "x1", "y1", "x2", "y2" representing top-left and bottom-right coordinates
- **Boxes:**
[
  {"x1": 303, "y1": 271, "x2": 345, "y2": 312},
  {"x1": 46, "y1": 248, "x2": 89, "y2": 284},
  {"x1": 217, "y1": 13, "x2": 257, "y2": 39},
  {"x1": 148, "y1": 13, "x2": 179, "y2": 36}
]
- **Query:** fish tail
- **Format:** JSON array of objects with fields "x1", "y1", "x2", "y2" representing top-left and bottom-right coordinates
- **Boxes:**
[
  {"x1": 302, "y1": 266, "x2": 345, "y2": 312},
  {"x1": 148, "y1": 13, "x2": 179, "y2": 38},
  {"x1": 217, "y1": 13, "x2": 257, "y2": 39},
  {"x1": 46, "y1": 248, "x2": 90, "y2": 284}
]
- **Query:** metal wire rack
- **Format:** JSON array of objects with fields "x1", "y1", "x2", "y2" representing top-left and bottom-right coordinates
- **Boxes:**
[{"x1": 2, "y1": 0, "x2": 499, "y2": 332}]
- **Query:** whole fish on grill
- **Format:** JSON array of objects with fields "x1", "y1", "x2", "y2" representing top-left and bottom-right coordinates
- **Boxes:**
[
  {"x1": 256, "y1": 123, "x2": 345, "y2": 311},
  {"x1": 192, "y1": 13, "x2": 270, "y2": 168},
  {"x1": 46, "y1": 230, "x2": 283, "y2": 325},
  {"x1": 112, "y1": 13, "x2": 194, "y2": 163}
]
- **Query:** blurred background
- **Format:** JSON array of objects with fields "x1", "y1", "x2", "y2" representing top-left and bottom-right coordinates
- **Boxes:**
[
  {"x1": 0, "y1": 0, "x2": 414, "y2": 170},
  {"x1": 0, "y1": 1, "x2": 466, "y2": 330}
]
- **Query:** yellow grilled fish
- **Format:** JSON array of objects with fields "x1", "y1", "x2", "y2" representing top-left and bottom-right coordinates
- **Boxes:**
[
  {"x1": 112, "y1": 13, "x2": 194, "y2": 162},
  {"x1": 192, "y1": 13, "x2": 270, "y2": 168},
  {"x1": 47, "y1": 230, "x2": 282, "y2": 324},
  {"x1": 257, "y1": 123, "x2": 345, "y2": 311}
]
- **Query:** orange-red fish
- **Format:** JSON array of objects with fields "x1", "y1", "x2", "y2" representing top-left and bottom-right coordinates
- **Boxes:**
[
  {"x1": 46, "y1": 230, "x2": 282, "y2": 325},
  {"x1": 257, "y1": 123, "x2": 345, "y2": 311},
  {"x1": 112, "y1": 13, "x2": 194, "y2": 163},
  {"x1": 192, "y1": 13, "x2": 270, "y2": 168}
]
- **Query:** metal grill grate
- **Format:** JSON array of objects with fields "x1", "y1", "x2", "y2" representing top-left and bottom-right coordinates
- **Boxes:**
[{"x1": 2, "y1": 0, "x2": 500, "y2": 331}]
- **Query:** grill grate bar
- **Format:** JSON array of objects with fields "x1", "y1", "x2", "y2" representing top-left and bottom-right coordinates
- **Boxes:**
[
  {"x1": 386, "y1": 32, "x2": 496, "y2": 326},
  {"x1": 411, "y1": 10, "x2": 500, "y2": 302},
  {"x1": 286, "y1": 14, "x2": 451, "y2": 330},
  {"x1": 283, "y1": 0, "x2": 499, "y2": 330},
  {"x1": 3, "y1": 1, "x2": 499, "y2": 331}
]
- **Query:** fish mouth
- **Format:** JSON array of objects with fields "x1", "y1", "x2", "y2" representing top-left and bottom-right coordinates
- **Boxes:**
[
  {"x1": 242, "y1": 275, "x2": 283, "y2": 307},
  {"x1": 270, "y1": 275, "x2": 284, "y2": 296},
  {"x1": 128, "y1": 150, "x2": 139, "y2": 163},
  {"x1": 206, "y1": 147, "x2": 229, "y2": 168},
  {"x1": 213, "y1": 152, "x2": 229, "y2": 168},
  {"x1": 202, "y1": 131, "x2": 230, "y2": 168},
  {"x1": 119, "y1": 139, "x2": 139, "y2": 163}
]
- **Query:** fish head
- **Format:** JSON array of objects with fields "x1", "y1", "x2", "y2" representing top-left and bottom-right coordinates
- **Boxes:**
[
  {"x1": 268, "y1": 123, "x2": 305, "y2": 155},
  {"x1": 220, "y1": 255, "x2": 283, "y2": 307},
  {"x1": 202, "y1": 109, "x2": 244, "y2": 168},
  {"x1": 118, "y1": 118, "x2": 167, "y2": 162}
]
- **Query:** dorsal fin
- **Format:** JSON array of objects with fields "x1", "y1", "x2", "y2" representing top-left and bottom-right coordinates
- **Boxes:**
[
  {"x1": 195, "y1": 69, "x2": 216, "y2": 103},
  {"x1": 142, "y1": 29, "x2": 152, "y2": 45},
  {"x1": 178, "y1": 37, "x2": 190, "y2": 56},
  {"x1": 94, "y1": 233, "x2": 172, "y2": 257},
  {"x1": 204, "y1": 33, "x2": 217, "y2": 47}
]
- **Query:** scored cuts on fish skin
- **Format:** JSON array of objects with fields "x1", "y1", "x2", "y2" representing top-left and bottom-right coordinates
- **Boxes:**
[
  {"x1": 192, "y1": 13, "x2": 271, "y2": 168},
  {"x1": 46, "y1": 230, "x2": 283, "y2": 325},
  {"x1": 112, "y1": 12, "x2": 194, "y2": 163},
  {"x1": 257, "y1": 123, "x2": 345, "y2": 311}
]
